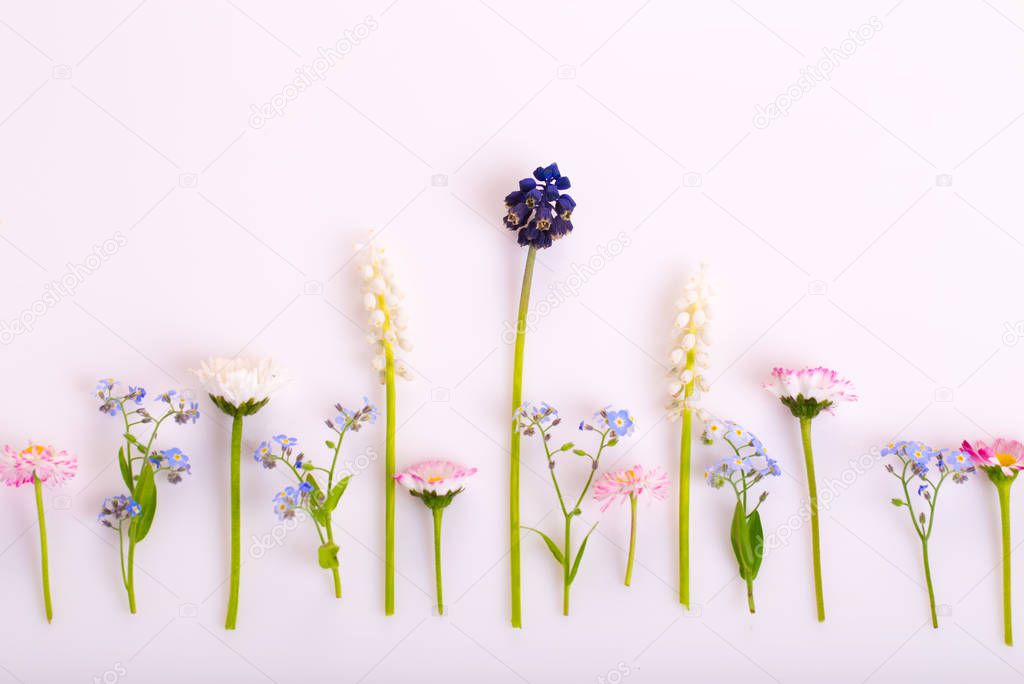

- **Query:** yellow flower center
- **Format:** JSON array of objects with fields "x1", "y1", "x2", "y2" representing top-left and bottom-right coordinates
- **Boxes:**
[
  {"x1": 427, "y1": 476, "x2": 443, "y2": 483},
  {"x1": 996, "y1": 452, "x2": 1017, "y2": 467}
]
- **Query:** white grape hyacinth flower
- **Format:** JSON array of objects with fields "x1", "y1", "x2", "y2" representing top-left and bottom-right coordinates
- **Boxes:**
[
  {"x1": 192, "y1": 357, "x2": 291, "y2": 415},
  {"x1": 668, "y1": 263, "x2": 713, "y2": 418},
  {"x1": 357, "y1": 237, "x2": 412, "y2": 383}
]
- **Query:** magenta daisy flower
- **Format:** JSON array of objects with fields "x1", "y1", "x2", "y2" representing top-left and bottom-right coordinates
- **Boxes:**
[
  {"x1": 594, "y1": 465, "x2": 669, "y2": 587},
  {"x1": 962, "y1": 436, "x2": 1024, "y2": 645}
]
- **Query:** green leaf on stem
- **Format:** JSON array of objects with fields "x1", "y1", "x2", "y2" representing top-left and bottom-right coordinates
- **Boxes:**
[
  {"x1": 606, "y1": 438, "x2": 619, "y2": 447},
  {"x1": 522, "y1": 526, "x2": 563, "y2": 564},
  {"x1": 568, "y1": 523, "x2": 598, "y2": 584},
  {"x1": 323, "y1": 476, "x2": 352, "y2": 513},
  {"x1": 118, "y1": 447, "x2": 133, "y2": 491},
  {"x1": 123, "y1": 433, "x2": 149, "y2": 455},
  {"x1": 559, "y1": 442, "x2": 574, "y2": 452},
  {"x1": 730, "y1": 502, "x2": 754, "y2": 580},
  {"x1": 891, "y1": 498, "x2": 906, "y2": 507},
  {"x1": 129, "y1": 463, "x2": 157, "y2": 543},
  {"x1": 317, "y1": 542, "x2": 340, "y2": 569},
  {"x1": 571, "y1": 449, "x2": 588, "y2": 457},
  {"x1": 325, "y1": 440, "x2": 336, "y2": 450},
  {"x1": 747, "y1": 509, "x2": 764, "y2": 579}
]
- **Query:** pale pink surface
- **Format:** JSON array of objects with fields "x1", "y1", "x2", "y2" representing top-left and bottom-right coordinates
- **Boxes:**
[
  {"x1": 762, "y1": 366, "x2": 858, "y2": 409},
  {"x1": 962, "y1": 438, "x2": 1024, "y2": 477},
  {"x1": 593, "y1": 464, "x2": 670, "y2": 512},
  {"x1": 0, "y1": 443, "x2": 78, "y2": 488},
  {"x1": 394, "y1": 459, "x2": 477, "y2": 495}
]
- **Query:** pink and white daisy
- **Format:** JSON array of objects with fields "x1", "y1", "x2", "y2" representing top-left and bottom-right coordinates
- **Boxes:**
[
  {"x1": 0, "y1": 443, "x2": 77, "y2": 488},
  {"x1": 962, "y1": 438, "x2": 1024, "y2": 477},
  {"x1": 593, "y1": 465, "x2": 670, "y2": 512},
  {"x1": 394, "y1": 460, "x2": 477, "y2": 496},
  {"x1": 763, "y1": 366, "x2": 857, "y2": 413}
]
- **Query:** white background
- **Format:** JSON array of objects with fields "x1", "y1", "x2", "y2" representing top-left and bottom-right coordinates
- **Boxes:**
[{"x1": 1, "y1": 1, "x2": 1023, "y2": 682}]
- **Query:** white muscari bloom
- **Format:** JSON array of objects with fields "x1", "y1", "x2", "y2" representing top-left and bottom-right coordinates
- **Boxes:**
[
  {"x1": 667, "y1": 263, "x2": 713, "y2": 416},
  {"x1": 358, "y1": 237, "x2": 412, "y2": 383},
  {"x1": 192, "y1": 357, "x2": 290, "y2": 413}
]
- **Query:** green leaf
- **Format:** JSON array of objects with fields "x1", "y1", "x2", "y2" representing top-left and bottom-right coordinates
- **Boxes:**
[
  {"x1": 118, "y1": 447, "x2": 133, "y2": 491},
  {"x1": 730, "y1": 502, "x2": 753, "y2": 580},
  {"x1": 323, "y1": 476, "x2": 352, "y2": 513},
  {"x1": 129, "y1": 463, "x2": 157, "y2": 543},
  {"x1": 559, "y1": 442, "x2": 574, "y2": 452},
  {"x1": 568, "y1": 523, "x2": 598, "y2": 584},
  {"x1": 747, "y1": 509, "x2": 764, "y2": 579},
  {"x1": 571, "y1": 449, "x2": 588, "y2": 457},
  {"x1": 606, "y1": 438, "x2": 619, "y2": 447},
  {"x1": 522, "y1": 526, "x2": 563, "y2": 564},
  {"x1": 317, "y1": 542, "x2": 340, "y2": 569},
  {"x1": 325, "y1": 440, "x2": 336, "y2": 450},
  {"x1": 891, "y1": 498, "x2": 906, "y2": 507}
]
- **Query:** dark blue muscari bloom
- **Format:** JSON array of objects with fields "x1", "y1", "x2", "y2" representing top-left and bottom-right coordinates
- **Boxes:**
[{"x1": 503, "y1": 163, "x2": 576, "y2": 249}]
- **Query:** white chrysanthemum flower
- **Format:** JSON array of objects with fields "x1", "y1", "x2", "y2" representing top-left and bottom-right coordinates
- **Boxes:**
[
  {"x1": 192, "y1": 357, "x2": 290, "y2": 415},
  {"x1": 668, "y1": 263, "x2": 712, "y2": 416},
  {"x1": 358, "y1": 238, "x2": 412, "y2": 383}
]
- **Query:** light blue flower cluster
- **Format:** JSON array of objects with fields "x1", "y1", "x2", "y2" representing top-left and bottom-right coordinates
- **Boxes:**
[
  {"x1": 881, "y1": 440, "x2": 972, "y2": 482},
  {"x1": 273, "y1": 482, "x2": 314, "y2": 520},
  {"x1": 515, "y1": 402, "x2": 561, "y2": 435},
  {"x1": 97, "y1": 495, "x2": 141, "y2": 529},
  {"x1": 579, "y1": 407, "x2": 636, "y2": 438},
  {"x1": 148, "y1": 447, "x2": 192, "y2": 484},
  {"x1": 702, "y1": 419, "x2": 780, "y2": 487}
]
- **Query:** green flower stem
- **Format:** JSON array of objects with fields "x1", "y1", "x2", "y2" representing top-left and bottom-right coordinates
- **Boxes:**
[
  {"x1": 562, "y1": 516, "x2": 571, "y2": 616},
  {"x1": 225, "y1": 412, "x2": 243, "y2": 630},
  {"x1": 384, "y1": 337, "x2": 397, "y2": 616},
  {"x1": 509, "y1": 245, "x2": 536, "y2": 629},
  {"x1": 625, "y1": 494, "x2": 637, "y2": 587},
  {"x1": 126, "y1": 538, "x2": 137, "y2": 614},
  {"x1": 432, "y1": 507, "x2": 444, "y2": 615},
  {"x1": 799, "y1": 416, "x2": 825, "y2": 622},
  {"x1": 746, "y1": 578, "x2": 756, "y2": 614},
  {"x1": 33, "y1": 474, "x2": 52, "y2": 623},
  {"x1": 679, "y1": 405, "x2": 692, "y2": 608},
  {"x1": 920, "y1": 541, "x2": 937, "y2": 629},
  {"x1": 997, "y1": 478, "x2": 1013, "y2": 646},
  {"x1": 327, "y1": 522, "x2": 342, "y2": 599}
]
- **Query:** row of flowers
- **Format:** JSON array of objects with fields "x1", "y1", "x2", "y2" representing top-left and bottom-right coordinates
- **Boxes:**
[{"x1": 0, "y1": 161, "x2": 1015, "y2": 649}]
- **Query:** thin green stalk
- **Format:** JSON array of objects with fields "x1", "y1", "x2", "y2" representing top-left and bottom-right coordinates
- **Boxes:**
[
  {"x1": 509, "y1": 245, "x2": 536, "y2": 629},
  {"x1": 432, "y1": 507, "x2": 444, "y2": 615},
  {"x1": 921, "y1": 541, "x2": 937, "y2": 628},
  {"x1": 34, "y1": 474, "x2": 52, "y2": 623},
  {"x1": 384, "y1": 338, "x2": 396, "y2": 616},
  {"x1": 679, "y1": 406, "x2": 692, "y2": 608},
  {"x1": 225, "y1": 412, "x2": 243, "y2": 630},
  {"x1": 126, "y1": 538, "x2": 137, "y2": 614},
  {"x1": 562, "y1": 516, "x2": 571, "y2": 616},
  {"x1": 746, "y1": 577, "x2": 755, "y2": 614},
  {"x1": 327, "y1": 522, "x2": 342, "y2": 599},
  {"x1": 998, "y1": 479, "x2": 1013, "y2": 646},
  {"x1": 799, "y1": 416, "x2": 825, "y2": 622},
  {"x1": 625, "y1": 494, "x2": 637, "y2": 587}
]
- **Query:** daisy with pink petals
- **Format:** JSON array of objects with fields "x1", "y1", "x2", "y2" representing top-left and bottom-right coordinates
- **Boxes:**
[
  {"x1": 594, "y1": 465, "x2": 669, "y2": 586},
  {"x1": 962, "y1": 438, "x2": 1024, "y2": 645},
  {"x1": 395, "y1": 460, "x2": 476, "y2": 615},
  {"x1": 764, "y1": 366, "x2": 856, "y2": 622},
  {"x1": 1, "y1": 442, "x2": 78, "y2": 623}
]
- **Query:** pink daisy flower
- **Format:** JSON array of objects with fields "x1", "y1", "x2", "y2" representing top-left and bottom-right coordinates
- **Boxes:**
[
  {"x1": 1, "y1": 442, "x2": 77, "y2": 623},
  {"x1": 594, "y1": 464, "x2": 670, "y2": 587},
  {"x1": 762, "y1": 366, "x2": 858, "y2": 412},
  {"x1": 592, "y1": 465, "x2": 670, "y2": 512},
  {"x1": 962, "y1": 438, "x2": 1024, "y2": 477},
  {"x1": 394, "y1": 459, "x2": 477, "y2": 496},
  {"x1": 0, "y1": 443, "x2": 77, "y2": 488}
]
